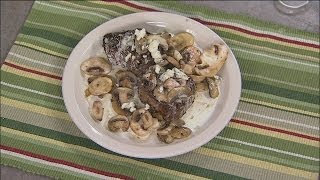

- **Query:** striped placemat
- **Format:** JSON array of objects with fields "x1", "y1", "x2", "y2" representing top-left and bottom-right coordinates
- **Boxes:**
[{"x1": 1, "y1": 1, "x2": 319, "y2": 179}]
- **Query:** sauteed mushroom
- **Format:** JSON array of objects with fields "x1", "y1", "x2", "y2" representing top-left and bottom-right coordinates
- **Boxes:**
[
  {"x1": 116, "y1": 71, "x2": 137, "y2": 89},
  {"x1": 88, "y1": 76, "x2": 113, "y2": 96},
  {"x1": 130, "y1": 109, "x2": 159, "y2": 139},
  {"x1": 108, "y1": 115, "x2": 129, "y2": 132},
  {"x1": 168, "y1": 32, "x2": 194, "y2": 51},
  {"x1": 170, "y1": 126, "x2": 192, "y2": 139},
  {"x1": 189, "y1": 75, "x2": 206, "y2": 83},
  {"x1": 80, "y1": 57, "x2": 111, "y2": 76},
  {"x1": 90, "y1": 100, "x2": 104, "y2": 121},
  {"x1": 157, "y1": 134, "x2": 174, "y2": 144},
  {"x1": 112, "y1": 87, "x2": 134, "y2": 115},
  {"x1": 153, "y1": 86, "x2": 168, "y2": 102},
  {"x1": 195, "y1": 44, "x2": 228, "y2": 77},
  {"x1": 163, "y1": 78, "x2": 180, "y2": 89},
  {"x1": 167, "y1": 86, "x2": 192, "y2": 103},
  {"x1": 206, "y1": 77, "x2": 219, "y2": 98}
]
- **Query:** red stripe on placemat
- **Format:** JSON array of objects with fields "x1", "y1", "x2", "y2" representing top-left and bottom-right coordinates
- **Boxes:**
[
  {"x1": 112, "y1": 0, "x2": 319, "y2": 49},
  {"x1": 231, "y1": 119, "x2": 320, "y2": 141},
  {"x1": 3, "y1": 62, "x2": 62, "y2": 80},
  {"x1": 1, "y1": 145, "x2": 134, "y2": 180}
]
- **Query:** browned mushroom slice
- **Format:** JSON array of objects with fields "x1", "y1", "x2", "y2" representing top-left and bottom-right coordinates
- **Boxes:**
[
  {"x1": 111, "y1": 87, "x2": 134, "y2": 115},
  {"x1": 108, "y1": 115, "x2": 129, "y2": 132},
  {"x1": 196, "y1": 82, "x2": 209, "y2": 92},
  {"x1": 189, "y1": 75, "x2": 206, "y2": 83},
  {"x1": 80, "y1": 57, "x2": 111, "y2": 76},
  {"x1": 168, "y1": 32, "x2": 194, "y2": 51},
  {"x1": 180, "y1": 62, "x2": 195, "y2": 75},
  {"x1": 130, "y1": 109, "x2": 159, "y2": 139},
  {"x1": 153, "y1": 86, "x2": 168, "y2": 102},
  {"x1": 157, "y1": 134, "x2": 174, "y2": 144},
  {"x1": 142, "y1": 72, "x2": 157, "y2": 91},
  {"x1": 163, "y1": 78, "x2": 180, "y2": 90},
  {"x1": 157, "y1": 122, "x2": 175, "y2": 135},
  {"x1": 181, "y1": 46, "x2": 201, "y2": 65},
  {"x1": 89, "y1": 101, "x2": 104, "y2": 121},
  {"x1": 167, "y1": 86, "x2": 192, "y2": 103},
  {"x1": 116, "y1": 71, "x2": 137, "y2": 89},
  {"x1": 88, "y1": 76, "x2": 113, "y2": 96},
  {"x1": 206, "y1": 77, "x2": 219, "y2": 98},
  {"x1": 195, "y1": 44, "x2": 228, "y2": 77},
  {"x1": 169, "y1": 126, "x2": 192, "y2": 139},
  {"x1": 172, "y1": 119, "x2": 186, "y2": 127},
  {"x1": 166, "y1": 56, "x2": 180, "y2": 68}
]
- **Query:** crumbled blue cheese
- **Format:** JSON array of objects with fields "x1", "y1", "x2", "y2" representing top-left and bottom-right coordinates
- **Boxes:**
[
  {"x1": 148, "y1": 40, "x2": 163, "y2": 64},
  {"x1": 145, "y1": 104, "x2": 150, "y2": 110},
  {"x1": 173, "y1": 68, "x2": 189, "y2": 80},
  {"x1": 135, "y1": 28, "x2": 146, "y2": 41},
  {"x1": 159, "y1": 86, "x2": 164, "y2": 93},
  {"x1": 132, "y1": 55, "x2": 136, "y2": 61},
  {"x1": 173, "y1": 50, "x2": 183, "y2": 61},
  {"x1": 159, "y1": 69, "x2": 174, "y2": 81},
  {"x1": 125, "y1": 53, "x2": 132, "y2": 62},
  {"x1": 121, "y1": 102, "x2": 136, "y2": 112},
  {"x1": 142, "y1": 55, "x2": 147, "y2": 59},
  {"x1": 155, "y1": 64, "x2": 161, "y2": 74}
]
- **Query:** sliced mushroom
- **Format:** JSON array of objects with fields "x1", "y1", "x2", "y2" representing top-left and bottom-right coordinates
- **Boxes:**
[
  {"x1": 189, "y1": 75, "x2": 206, "y2": 83},
  {"x1": 108, "y1": 115, "x2": 129, "y2": 132},
  {"x1": 195, "y1": 44, "x2": 228, "y2": 77},
  {"x1": 170, "y1": 126, "x2": 192, "y2": 139},
  {"x1": 157, "y1": 122, "x2": 175, "y2": 135},
  {"x1": 181, "y1": 46, "x2": 201, "y2": 65},
  {"x1": 88, "y1": 76, "x2": 113, "y2": 96},
  {"x1": 167, "y1": 86, "x2": 192, "y2": 103},
  {"x1": 196, "y1": 82, "x2": 209, "y2": 92},
  {"x1": 168, "y1": 32, "x2": 194, "y2": 51},
  {"x1": 147, "y1": 35, "x2": 168, "y2": 51},
  {"x1": 84, "y1": 88, "x2": 91, "y2": 97},
  {"x1": 153, "y1": 86, "x2": 168, "y2": 102},
  {"x1": 157, "y1": 134, "x2": 174, "y2": 144},
  {"x1": 80, "y1": 57, "x2": 111, "y2": 76},
  {"x1": 180, "y1": 62, "x2": 195, "y2": 75},
  {"x1": 90, "y1": 100, "x2": 104, "y2": 121},
  {"x1": 116, "y1": 71, "x2": 137, "y2": 89},
  {"x1": 163, "y1": 78, "x2": 180, "y2": 89},
  {"x1": 142, "y1": 72, "x2": 157, "y2": 91},
  {"x1": 206, "y1": 77, "x2": 219, "y2": 98},
  {"x1": 112, "y1": 87, "x2": 134, "y2": 115},
  {"x1": 172, "y1": 119, "x2": 186, "y2": 127},
  {"x1": 130, "y1": 109, "x2": 158, "y2": 139},
  {"x1": 166, "y1": 56, "x2": 180, "y2": 68}
]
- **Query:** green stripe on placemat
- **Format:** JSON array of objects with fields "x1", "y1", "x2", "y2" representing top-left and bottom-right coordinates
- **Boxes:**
[{"x1": 1, "y1": 1, "x2": 319, "y2": 179}]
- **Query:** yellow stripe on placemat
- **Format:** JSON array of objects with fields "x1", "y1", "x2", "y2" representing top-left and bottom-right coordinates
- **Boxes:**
[
  {"x1": 228, "y1": 122, "x2": 319, "y2": 147},
  {"x1": 15, "y1": 41, "x2": 69, "y2": 59},
  {"x1": 1, "y1": 97, "x2": 70, "y2": 121},
  {"x1": 194, "y1": 148, "x2": 317, "y2": 179},
  {"x1": 241, "y1": 97, "x2": 319, "y2": 117}
]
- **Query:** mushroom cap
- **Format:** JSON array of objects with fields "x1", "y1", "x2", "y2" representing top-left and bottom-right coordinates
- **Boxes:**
[
  {"x1": 206, "y1": 77, "x2": 219, "y2": 98},
  {"x1": 88, "y1": 76, "x2": 113, "y2": 96},
  {"x1": 111, "y1": 87, "x2": 134, "y2": 116},
  {"x1": 80, "y1": 57, "x2": 111, "y2": 76},
  {"x1": 195, "y1": 44, "x2": 228, "y2": 77},
  {"x1": 108, "y1": 115, "x2": 129, "y2": 132},
  {"x1": 116, "y1": 70, "x2": 137, "y2": 89},
  {"x1": 168, "y1": 32, "x2": 194, "y2": 51},
  {"x1": 170, "y1": 126, "x2": 192, "y2": 139},
  {"x1": 89, "y1": 100, "x2": 104, "y2": 121},
  {"x1": 167, "y1": 86, "x2": 192, "y2": 103},
  {"x1": 189, "y1": 75, "x2": 206, "y2": 83}
]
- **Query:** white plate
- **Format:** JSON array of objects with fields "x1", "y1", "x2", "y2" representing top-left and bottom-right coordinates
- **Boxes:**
[{"x1": 62, "y1": 12, "x2": 241, "y2": 159}]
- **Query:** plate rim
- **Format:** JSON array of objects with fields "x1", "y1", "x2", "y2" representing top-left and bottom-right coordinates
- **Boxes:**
[{"x1": 62, "y1": 12, "x2": 242, "y2": 159}]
